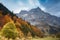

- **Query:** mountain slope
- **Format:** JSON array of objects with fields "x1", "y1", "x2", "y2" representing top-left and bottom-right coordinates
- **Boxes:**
[
  {"x1": 0, "y1": 3, "x2": 43, "y2": 38},
  {"x1": 16, "y1": 7, "x2": 60, "y2": 35}
]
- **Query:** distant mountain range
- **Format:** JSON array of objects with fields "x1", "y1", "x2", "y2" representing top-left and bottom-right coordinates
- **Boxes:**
[
  {"x1": 0, "y1": 3, "x2": 43, "y2": 37},
  {"x1": 16, "y1": 7, "x2": 60, "y2": 35}
]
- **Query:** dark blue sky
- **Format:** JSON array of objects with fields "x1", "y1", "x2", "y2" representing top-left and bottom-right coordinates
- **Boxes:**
[
  {"x1": 39, "y1": 0, "x2": 60, "y2": 17},
  {"x1": 39, "y1": 0, "x2": 59, "y2": 8},
  {"x1": 0, "y1": 0, "x2": 60, "y2": 17}
]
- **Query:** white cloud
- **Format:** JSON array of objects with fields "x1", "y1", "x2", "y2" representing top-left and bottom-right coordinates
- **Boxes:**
[
  {"x1": 36, "y1": 0, "x2": 46, "y2": 11},
  {"x1": 28, "y1": 0, "x2": 35, "y2": 7},
  {"x1": 28, "y1": 0, "x2": 46, "y2": 11},
  {"x1": 18, "y1": 2, "x2": 24, "y2": 6},
  {"x1": 0, "y1": 0, "x2": 46, "y2": 13},
  {"x1": 46, "y1": 2, "x2": 60, "y2": 17}
]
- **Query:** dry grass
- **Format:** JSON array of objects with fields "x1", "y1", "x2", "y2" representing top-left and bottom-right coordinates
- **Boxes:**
[{"x1": 0, "y1": 36, "x2": 60, "y2": 40}]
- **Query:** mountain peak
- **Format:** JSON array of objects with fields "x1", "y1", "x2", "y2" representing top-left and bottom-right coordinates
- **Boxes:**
[
  {"x1": 36, "y1": 7, "x2": 40, "y2": 9},
  {"x1": 34, "y1": 7, "x2": 41, "y2": 10},
  {"x1": 30, "y1": 7, "x2": 42, "y2": 12}
]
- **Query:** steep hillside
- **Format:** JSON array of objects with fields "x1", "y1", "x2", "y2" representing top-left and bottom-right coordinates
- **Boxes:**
[{"x1": 0, "y1": 3, "x2": 43, "y2": 38}]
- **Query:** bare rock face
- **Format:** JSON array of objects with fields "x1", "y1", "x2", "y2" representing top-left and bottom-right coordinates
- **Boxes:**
[{"x1": 16, "y1": 7, "x2": 60, "y2": 35}]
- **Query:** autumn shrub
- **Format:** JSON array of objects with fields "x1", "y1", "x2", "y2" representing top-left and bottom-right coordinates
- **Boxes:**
[{"x1": 1, "y1": 22, "x2": 18, "y2": 39}]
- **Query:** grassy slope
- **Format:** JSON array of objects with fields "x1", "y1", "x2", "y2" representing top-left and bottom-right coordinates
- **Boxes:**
[{"x1": 32, "y1": 37, "x2": 60, "y2": 40}]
